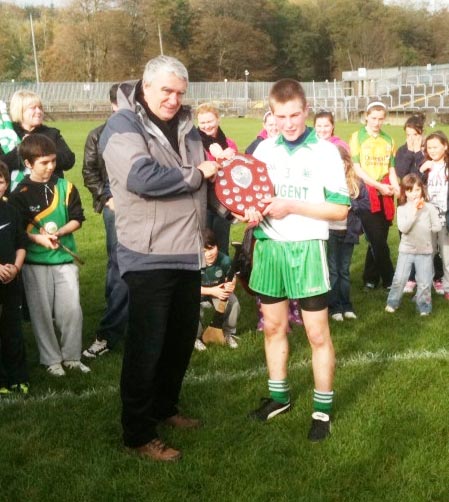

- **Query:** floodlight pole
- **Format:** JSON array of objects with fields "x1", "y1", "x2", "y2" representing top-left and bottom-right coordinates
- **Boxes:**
[
  {"x1": 158, "y1": 23, "x2": 164, "y2": 55},
  {"x1": 244, "y1": 69, "x2": 249, "y2": 116},
  {"x1": 30, "y1": 14, "x2": 40, "y2": 84}
]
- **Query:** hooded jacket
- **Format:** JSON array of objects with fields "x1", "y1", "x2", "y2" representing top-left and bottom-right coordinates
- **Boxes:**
[{"x1": 99, "y1": 80, "x2": 209, "y2": 276}]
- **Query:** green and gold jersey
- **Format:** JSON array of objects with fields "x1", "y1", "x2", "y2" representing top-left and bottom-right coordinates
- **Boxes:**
[{"x1": 349, "y1": 127, "x2": 395, "y2": 182}]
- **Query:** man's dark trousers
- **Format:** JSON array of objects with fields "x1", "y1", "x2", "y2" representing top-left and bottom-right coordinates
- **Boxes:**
[{"x1": 121, "y1": 269, "x2": 200, "y2": 448}]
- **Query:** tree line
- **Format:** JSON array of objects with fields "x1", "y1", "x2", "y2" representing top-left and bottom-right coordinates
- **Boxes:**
[{"x1": 1, "y1": 0, "x2": 448, "y2": 83}]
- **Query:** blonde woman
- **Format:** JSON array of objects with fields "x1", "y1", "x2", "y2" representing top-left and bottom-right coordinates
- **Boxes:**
[{"x1": 0, "y1": 90, "x2": 75, "y2": 189}]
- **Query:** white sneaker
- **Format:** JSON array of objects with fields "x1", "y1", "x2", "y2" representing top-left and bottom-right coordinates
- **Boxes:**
[
  {"x1": 344, "y1": 311, "x2": 357, "y2": 320},
  {"x1": 403, "y1": 281, "x2": 416, "y2": 294},
  {"x1": 82, "y1": 338, "x2": 109, "y2": 358},
  {"x1": 194, "y1": 338, "x2": 207, "y2": 351},
  {"x1": 225, "y1": 335, "x2": 239, "y2": 349},
  {"x1": 63, "y1": 360, "x2": 91, "y2": 373},
  {"x1": 385, "y1": 305, "x2": 395, "y2": 313},
  {"x1": 331, "y1": 313, "x2": 344, "y2": 322},
  {"x1": 47, "y1": 363, "x2": 66, "y2": 377}
]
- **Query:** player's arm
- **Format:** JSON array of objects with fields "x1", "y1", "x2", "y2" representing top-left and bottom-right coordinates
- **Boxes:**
[
  {"x1": 352, "y1": 162, "x2": 390, "y2": 193},
  {"x1": 262, "y1": 198, "x2": 348, "y2": 221},
  {"x1": 63, "y1": 184, "x2": 85, "y2": 235},
  {"x1": 54, "y1": 219, "x2": 81, "y2": 238},
  {"x1": 388, "y1": 166, "x2": 400, "y2": 196},
  {"x1": 1, "y1": 246, "x2": 26, "y2": 284}
]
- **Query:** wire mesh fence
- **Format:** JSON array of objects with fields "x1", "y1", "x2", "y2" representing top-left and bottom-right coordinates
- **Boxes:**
[{"x1": 1, "y1": 62, "x2": 449, "y2": 120}]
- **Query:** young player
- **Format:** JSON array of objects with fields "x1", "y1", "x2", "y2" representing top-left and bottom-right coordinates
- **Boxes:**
[
  {"x1": 248, "y1": 79, "x2": 350, "y2": 441},
  {"x1": 195, "y1": 229, "x2": 240, "y2": 351},
  {"x1": 9, "y1": 134, "x2": 90, "y2": 376}
]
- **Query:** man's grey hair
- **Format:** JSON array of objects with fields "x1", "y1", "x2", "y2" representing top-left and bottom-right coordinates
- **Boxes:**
[{"x1": 143, "y1": 55, "x2": 189, "y2": 85}]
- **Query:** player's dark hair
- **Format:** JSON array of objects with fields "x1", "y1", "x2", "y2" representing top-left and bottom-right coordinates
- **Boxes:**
[
  {"x1": 0, "y1": 160, "x2": 10, "y2": 184},
  {"x1": 398, "y1": 173, "x2": 427, "y2": 205},
  {"x1": 404, "y1": 113, "x2": 425, "y2": 134},
  {"x1": 19, "y1": 134, "x2": 56, "y2": 165},
  {"x1": 314, "y1": 110, "x2": 334, "y2": 126},
  {"x1": 203, "y1": 228, "x2": 217, "y2": 249},
  {"x1": 424, "y1": 130, "x2": 449, "y2": 180},
  {"x1": 269, "y1": 79, "x2": 307, "y2": 109}
]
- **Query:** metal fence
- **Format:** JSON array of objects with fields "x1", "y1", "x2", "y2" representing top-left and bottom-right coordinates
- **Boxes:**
[
  {"x1": 0, "y1": 80, "x2": 356, "y2": 119},
  {"x1": 2, "y1": 62, "x2": 449, "y2": 120}
]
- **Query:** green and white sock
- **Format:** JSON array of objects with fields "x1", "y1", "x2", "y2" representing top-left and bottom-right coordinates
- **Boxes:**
[
  {"x1": 268, "y1": 379, "x2": 290, "y2": 404},
  {"x1": 313, "y1": 389, "x2": 334, "y2": 416}
]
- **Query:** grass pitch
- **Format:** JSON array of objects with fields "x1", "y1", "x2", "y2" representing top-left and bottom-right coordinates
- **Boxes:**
[{"x1": 1, "y1": 118, "x2": 449, "y2": 502}]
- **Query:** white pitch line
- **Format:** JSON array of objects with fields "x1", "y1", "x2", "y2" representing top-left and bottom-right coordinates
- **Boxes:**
[{"x1": 1, "y1": 348, "x2": 449, "y2": 407}]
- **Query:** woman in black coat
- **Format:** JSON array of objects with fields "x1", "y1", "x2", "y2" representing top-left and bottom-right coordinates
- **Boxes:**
[{"x1": 0, "y1": 90, "x2": 75, "y2": 189}]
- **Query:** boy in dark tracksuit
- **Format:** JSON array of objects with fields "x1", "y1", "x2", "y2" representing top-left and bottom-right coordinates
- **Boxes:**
[{"x1": 0, "y1": 161, "x2": 29, "y2": 396}]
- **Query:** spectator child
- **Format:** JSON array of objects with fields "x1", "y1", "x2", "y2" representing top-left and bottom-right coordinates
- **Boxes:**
[
  {"x1": 314, "y1": 110, "x2": 349, "y2": 152},
  {"x1": 245, "y1": 110, "x2": 279, "y2": 155},
  {"x1": 195, "y1": 229, "x2": 240, "y2": 351},
  {"x1": 395, "y1": 113, "x2": 425, "y2": 179},
  {"x1": 0, "y1": 161, "x2": 29, "y2": 396},
  {"x1": 328, "y1": 146, "x2": 368, "y2": 321},
  {"x1": 349, "y1": 101, "x2": 400, "y2": 290},
  {"x1": 419, "y1": 131, "x2": 449, "y2": 299},
  {"x1": 385, "y1": 174, "x2": 441, "y2": 315},
  {"x1": 9, "y1": 134, "x2": 90, "y2": 376}
]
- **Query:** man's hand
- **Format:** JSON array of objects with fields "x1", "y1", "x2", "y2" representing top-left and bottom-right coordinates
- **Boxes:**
[
  {"x1": 198, "y1": 160, "x2": 219, "y2": 180},
  {"x1": 105, "y1": 198, "x2": 115, "y2": 211}
]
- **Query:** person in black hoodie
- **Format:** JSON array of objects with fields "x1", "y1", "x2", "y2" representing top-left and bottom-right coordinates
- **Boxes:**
[
  {"x1": 0, "y1": 161, "x2": 29, "y2": 396},
  {"x1": 0, "y1": 90, "x2": 75, "y2": 191}
]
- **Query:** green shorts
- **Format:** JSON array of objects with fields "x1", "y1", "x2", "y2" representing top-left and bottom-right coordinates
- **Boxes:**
[{"x1": 249, "y1": 239, "x2": 330, "y2": 299}]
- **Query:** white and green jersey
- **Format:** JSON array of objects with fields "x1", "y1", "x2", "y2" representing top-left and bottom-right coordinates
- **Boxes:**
[{"x1": 252, "y1": 128, "x2": 350, "y2": 242}]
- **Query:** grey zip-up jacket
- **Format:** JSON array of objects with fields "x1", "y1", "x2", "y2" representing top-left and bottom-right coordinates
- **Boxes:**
[{"x1": 99, "y1": 80, "x2": 209, "y2": 276}]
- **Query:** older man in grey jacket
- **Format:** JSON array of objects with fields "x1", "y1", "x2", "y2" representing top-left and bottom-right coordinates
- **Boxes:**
[{"x1": 100, "y1": 56, "x2": 219, "y2": 462}]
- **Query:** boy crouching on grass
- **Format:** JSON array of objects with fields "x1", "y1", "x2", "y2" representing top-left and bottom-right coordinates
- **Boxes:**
[
  {"x1": 0, "y1": 161, "x2": 29, "y2": 396},
  {"x1": 9, "y1": 134, "x2": 90, "y2": 377},
  {"x1": 195, "y1": 229, "x2": 240, "y2": 351}
]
